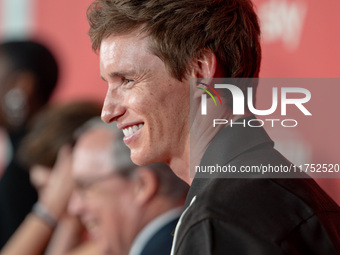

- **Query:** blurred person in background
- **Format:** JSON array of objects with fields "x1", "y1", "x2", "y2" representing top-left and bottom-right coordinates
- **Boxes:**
[
  {"x1": 87, "y1": 0, "x2": 340, "y2": 254},
  {"x1": 69, "y1": 118, "x2": 189, "y2": 255},
  {"x1": 0, "y1": 101, "x2": 101, "y2": 255},
  {"x1": 0, "y1": 40, "x2": 59, "y2": 248}
]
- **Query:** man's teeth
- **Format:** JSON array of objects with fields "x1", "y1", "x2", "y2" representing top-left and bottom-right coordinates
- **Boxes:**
[{"x1": 123, "y1": 124, "x2": 143, "y2": 137}]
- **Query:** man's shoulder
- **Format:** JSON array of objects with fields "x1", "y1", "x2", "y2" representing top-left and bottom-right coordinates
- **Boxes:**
[
  {"x1": 178, "y1": 123, "x2": 340, "y2": 253},
  {"x1": 187, "y1": 176, "x2": 340, "y2": 230},
  {"x1": 178, "y1": 177, "x2": 340, "y2": 254},
  {"x1": 186, "y1": 178, "x2": 313, "y2": 230},
  {"x1": 140, "y1": 212, "x2": 180, "y2": 255},
  {"x1": 141, "y1": 221, "x2": 178, "y2": 255}
]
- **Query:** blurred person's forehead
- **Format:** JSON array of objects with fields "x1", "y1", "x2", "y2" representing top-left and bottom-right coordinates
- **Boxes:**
[{"x1": 72, "y1": 128, "x2": 116, "y2": 182}]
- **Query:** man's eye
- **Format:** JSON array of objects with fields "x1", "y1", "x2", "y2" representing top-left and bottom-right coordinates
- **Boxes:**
[{"x1": 123, "y1": 78, "x2": 134, "y2": 85}]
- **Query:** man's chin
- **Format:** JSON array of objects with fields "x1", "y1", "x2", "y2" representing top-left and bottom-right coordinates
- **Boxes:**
[
  {"x1": 131, "y1": 155, "x2": 148, "y2": 166},
  {"x1": 130, "y1": 150, "x2": 148, "y2": 166},
  {"x1": 132, "y1": 152, "x2": 163, "y2": 167},
  {"x1": 130, "y1": 146, "x2": 167, "y2": 166}
]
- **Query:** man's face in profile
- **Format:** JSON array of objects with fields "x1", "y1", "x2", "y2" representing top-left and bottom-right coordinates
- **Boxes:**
[
  {"x1": 99, "y1": 30, "x2": 190, "y2": 166},
  {"x1": 69, "y1": 129, "x2": 137, "y2": 255}
]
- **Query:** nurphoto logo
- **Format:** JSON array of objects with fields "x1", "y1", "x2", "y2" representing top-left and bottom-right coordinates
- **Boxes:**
[
  {"x1": 196, "y1": 81, "x2": 223, "y2": 115},
  {"x1": 198, "y1": 80, "x2": 312, "y2": 128}
]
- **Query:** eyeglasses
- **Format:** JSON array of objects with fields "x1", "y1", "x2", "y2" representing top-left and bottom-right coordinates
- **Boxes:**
[
  {"x1": 74, "y1": 172, "x2": 122, "y2": 199},
  {"x1": 74, "y1": 167, "x2": 135, "y2": 197}
]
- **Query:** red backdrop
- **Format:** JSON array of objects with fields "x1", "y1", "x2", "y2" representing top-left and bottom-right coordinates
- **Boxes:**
[{"x1": 0, "y1": 0, "x2": 339, "y2": 203}]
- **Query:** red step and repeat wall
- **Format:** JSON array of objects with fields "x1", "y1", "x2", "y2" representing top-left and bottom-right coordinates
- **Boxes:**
[{"x1": 0, "y1": 0, "x2": 339, "y2": 202}]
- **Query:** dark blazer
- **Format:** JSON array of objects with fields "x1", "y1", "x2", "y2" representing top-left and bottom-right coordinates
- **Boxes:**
[
  {"x1": 0, "y1": 130, "x2": 37, "y2": 249},
  {"x1": 140, "y1": 217, "x2": 179, "y2": 255},
  {"x1": 173, "y1": 116, "x2": 340, "y2": 255}
]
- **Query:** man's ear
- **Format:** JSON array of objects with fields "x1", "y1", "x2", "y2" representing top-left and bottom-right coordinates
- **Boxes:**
[
  {"x1": 190, "y1": 49, "x2": 217, "y2": 99},
  {"x1": 191, "y1": 49, "x2": 217, "y2": 79},
  {"x1": 132, "y1": 167, "x2": 158, "y2": 206}
]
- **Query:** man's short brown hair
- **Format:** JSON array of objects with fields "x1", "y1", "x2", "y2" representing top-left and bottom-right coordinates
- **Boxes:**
[{"x1": 87, "y1": 0, "x2": 261, "y2": 80}]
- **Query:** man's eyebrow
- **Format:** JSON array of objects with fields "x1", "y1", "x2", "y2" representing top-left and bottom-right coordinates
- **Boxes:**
[{"x1": 101, "y1": 70, "x2": 137, "y2": 82}]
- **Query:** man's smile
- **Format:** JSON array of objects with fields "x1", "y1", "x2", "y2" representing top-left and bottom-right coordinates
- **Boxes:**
[{"x1": 122, "y1": 123, "x2": 144, "y2": 137}]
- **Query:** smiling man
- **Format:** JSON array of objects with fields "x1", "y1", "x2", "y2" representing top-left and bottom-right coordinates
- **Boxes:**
[
  {"x1": 87, "y1": 0, "x2": 340, "y2": 254},
  {"x1": 99, "y1": 30, "x2": 190, "y2": 181},
  {"x1": 69, "y1": 119, "x2": 188, "y2": 255}
]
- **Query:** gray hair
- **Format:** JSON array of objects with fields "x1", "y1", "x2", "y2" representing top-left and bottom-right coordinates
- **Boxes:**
[
  {"x1": 74, "y1": 117, "x2": 188, "y2": 200},
  {"x1": 74, "y1": 116, "x2": 136, "y2": 174}
]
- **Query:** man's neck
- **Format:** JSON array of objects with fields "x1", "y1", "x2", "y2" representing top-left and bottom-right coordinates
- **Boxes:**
[
  {"x1": 169, "y1": 119, "x2": 226, "y2": 185},
  {"x1": 169, "y1": 110, "x2": 252, "y2": 185},
  {"x1": 169, "y1": 138, "x2": 192, "y2": 185}
]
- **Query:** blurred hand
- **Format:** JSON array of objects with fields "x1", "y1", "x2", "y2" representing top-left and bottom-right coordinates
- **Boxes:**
[{"x1": 39, "y1": 145, "x2": 74, "y2": 219}]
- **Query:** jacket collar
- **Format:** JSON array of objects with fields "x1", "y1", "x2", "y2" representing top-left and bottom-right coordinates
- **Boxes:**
[{"x1": 185, "y1": 115, "x2": 274, "y2": 208}]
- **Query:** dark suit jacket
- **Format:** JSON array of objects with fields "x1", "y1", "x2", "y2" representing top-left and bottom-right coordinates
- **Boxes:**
[
  {"x1": 173, "y1": 117, "x2": 340, "y2": 255},
  {"x1": 0, "y1": 130, "x2": 37, "y2": 249},
  {"x1": 139, "y1": 217, "x2": 179, "y2": 255}
]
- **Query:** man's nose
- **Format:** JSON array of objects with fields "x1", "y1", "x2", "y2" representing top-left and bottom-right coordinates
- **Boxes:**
[{"x1": 101, "y1": 88, "x2": 125, "y2": 124}]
